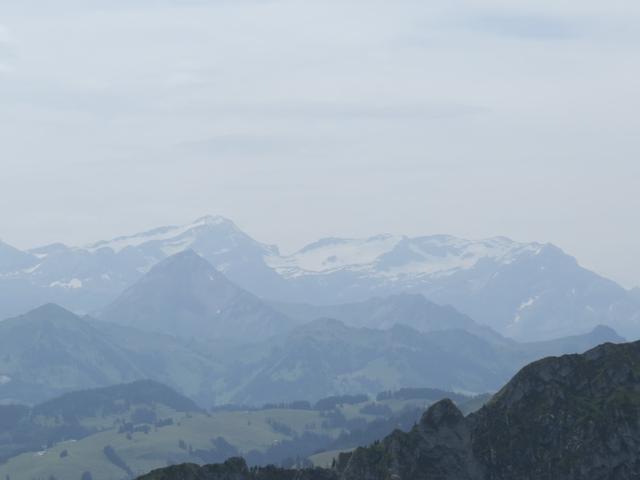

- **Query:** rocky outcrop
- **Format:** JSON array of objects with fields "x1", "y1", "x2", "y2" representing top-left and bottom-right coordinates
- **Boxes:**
[
  {"x1": 140, "y1": 340, "x2": 640, "y2": 480},
  {"x1": 472, "y1": 341, "x2": 640, "y2": 479},
  {"x1": 340, "y1": 340, "x2": 640, "y2": 480}
]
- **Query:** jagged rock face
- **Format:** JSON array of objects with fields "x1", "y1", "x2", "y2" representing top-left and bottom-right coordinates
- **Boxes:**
[
  {"x1": 341, "y1": 399, "x2": 483, "y2": 480},
  {"x1": 472, "y1": 341, "x2": 640, "y2": 479},
  {"x1": 340, "y1": 340, "x2": 640, "y2": 480}
]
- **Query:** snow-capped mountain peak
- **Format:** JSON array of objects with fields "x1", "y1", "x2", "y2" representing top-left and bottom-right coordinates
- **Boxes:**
[
  {"x1": 1, "y1": 216, "x2": 638, "y2": 342},
  {"x1": 268, "y1": 234, "x2": 405, "y2": 276},
  {"x1": 266, "y1": 234, "x2": 545, "y2": 279},
  {"x1": 86, "y1": 215, "x2": 241, "y2": 254}
]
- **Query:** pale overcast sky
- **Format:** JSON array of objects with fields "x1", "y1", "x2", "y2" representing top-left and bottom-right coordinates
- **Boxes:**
[{"x1": 0, "y1": 0, "x2": 639, "y2": 287}]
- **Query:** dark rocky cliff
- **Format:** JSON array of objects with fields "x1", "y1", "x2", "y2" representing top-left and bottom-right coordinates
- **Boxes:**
[{"x1": 342, "y1": 340, "x2": 640, "y2": 480}]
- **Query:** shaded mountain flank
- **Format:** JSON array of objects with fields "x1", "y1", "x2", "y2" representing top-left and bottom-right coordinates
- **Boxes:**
[
  {"x1": 0, "y1": 303, "x2": 225, "y2": 405},
  {"x1": 98, "y1": 250, "x2": 295, "y2": 342},
  {"x1": 0, "y1": 296, "x2": 623, "y2": 406},
  {"x1": 221, "y1": 318, "x2": 622, "y2": 405}
]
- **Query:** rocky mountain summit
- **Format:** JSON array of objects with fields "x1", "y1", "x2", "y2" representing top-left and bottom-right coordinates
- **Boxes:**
[
  {"x1": 139, "y1": 339, "x2": 640, "y2": 480},
  {"x1": 340, "y1": 339, "x2": 640, "y2": 479}
]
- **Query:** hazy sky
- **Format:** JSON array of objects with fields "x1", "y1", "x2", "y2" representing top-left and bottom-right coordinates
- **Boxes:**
[{"x1": 0, "y1": 0, "x2": 639, "y2": 287}]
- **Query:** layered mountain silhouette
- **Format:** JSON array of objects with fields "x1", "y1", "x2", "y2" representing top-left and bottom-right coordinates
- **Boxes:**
[
  {"x1": 98, "y1": 250, "x2": 295, "y2": 342},
  {"x1": 270, "y1": 294, "x2": 503, "y2": 343},
  {"x1": 222, "y1": 317, "x2": 623, "y2": 405},
  {"x1": 267, "y1": 239, "x2": 639, "y2": 341},
  {"x1": 0, "y1": 304, "x2": 144, "y2": 404},
  {"x1": 0, "y1": 296, "x2": 622, "y2": 406},
  {"x1": 0, "y1": 216, "x2": 639, "y2": 339},
  {"x1": 139, "y1": 339, "x2": 640, "y2": 480},
  {"x1": 0, "y1": 303, "x2": 224, "y2": 405}
]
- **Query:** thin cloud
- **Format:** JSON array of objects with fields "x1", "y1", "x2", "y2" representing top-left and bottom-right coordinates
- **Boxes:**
[
  {"x1": 0, "y1": 25, "x2": 16, "y2": 74},
  {"x1": 0, "y1": 1, "x2": 638, "y2": 289},
  {"x1": 465, "y1": 12, "x2": 577, "y2": 40}
]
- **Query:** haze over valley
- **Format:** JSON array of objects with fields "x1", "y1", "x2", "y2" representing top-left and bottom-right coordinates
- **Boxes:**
[
  {"x1": 0, "y1": 215, "x2": 636, "y2": 478},
  {"x1": 1, "y1": 0, "x2": 639, "y2": 478}
]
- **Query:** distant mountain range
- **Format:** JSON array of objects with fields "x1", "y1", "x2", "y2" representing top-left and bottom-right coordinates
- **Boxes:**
[
  {"x1": 139, "y1": 339, "x2": 640, "y2": 480},
  {"x1": 95, "y1": 251, "x2": 627, "y2": 404},
  {"x1": 221, "y1": 317, "x2": 622, "y2": 405},
  {"x1": 0, "y1": 304, "x2": 145, "y2": 404},
  {"x1": 0, "y1": 241, "x2": 634, "y2": 479},
  {"x1": 0, "y1": 215, "x2": 638, "y2": 340},
  {"x1": 269, "y1": 294, "x2": 503, "y2": 344},
  {"x1": 0, "y1": 259, "x2": 624, "y2": 405},
  {"x1": 0, "y1": 303, "x2": 226, "y2": 405}
]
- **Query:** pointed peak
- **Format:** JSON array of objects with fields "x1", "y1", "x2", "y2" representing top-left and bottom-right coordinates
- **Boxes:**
[
  {"x1": 86, "y1": 215, "x2": 245, "y2": 254},
  {"x1": 31, "y1": 302, "x2": 75, "y2": 314},
  {"x1": 420, "y1": 399, "x2": 464, "y2": 430},
  {"x1": 12, "y1": 303, "x2": 80, "y2": 323},
  {"x1": 192, "y1": 215, "x2": 236, "y2": 227},
  {"x1": 188, "y1": 215, "x2": 246, "y2": 235},
  {"x1": 150, "y1": 249, "x2": 218, "y2": 274},
  {"x1": 588, "y1": 325, "x2": 625, "y2": 343}
]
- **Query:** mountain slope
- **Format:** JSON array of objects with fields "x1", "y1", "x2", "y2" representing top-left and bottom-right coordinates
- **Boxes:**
[
  {"x1": 90, "y1": 321, "x2": 228, "y2": 407},
  {"x1": 266, "y1": 237, "x2": 639, "y2": 340},
  {"x1": 98, "y1": 250, "x2": 296, "y2": 342},
  {"x1": 221, "y1": 319, "x2": 623, "y2": 405},
  {"x1": 0, "y1": 240, "x2": 38, "y2": 272},
  {"x1": 339, "y1": 339, "x2": 640, "y2": 480},
  {"x1": 520, "y1": 324, "x2": 625, "y2": 358},
  {"x1": 88, "y1": 215, "x2": 287, "y2": 297},
  {"x1": 0, "y1": 304, "x2": 145, "y2": 404},
  {"x1": 1, "y1": 217, "x2": 639, "y2": 340},
  {"x1": 0, "y1": 216, "x2": 286, "y2": 320},
  {"x1": 0, "y1": 300, "x2": 624, "y2": 408},
  {"x1": 33, "y1": 379, "x2": 202, "y2": 421},
  {"x1": 141, "y1": 339, "x2": 640, "y2": 480},
  {"x1": 0, "y1": 303, "x2": 227, "y2": 406},
  {"x1": 269, "y1": 294, "x2": 503, "y2": 343}
]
